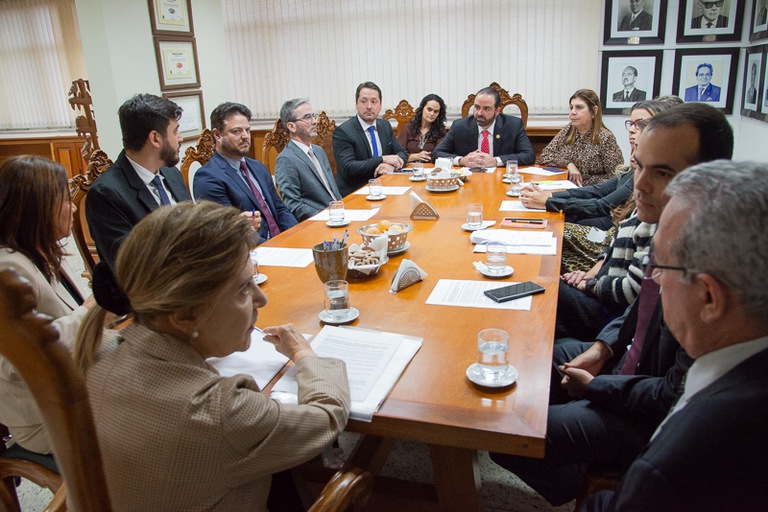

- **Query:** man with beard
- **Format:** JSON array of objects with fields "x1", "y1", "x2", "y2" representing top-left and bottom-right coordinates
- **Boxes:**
[
  {"x1": 87, "y1": 93, "x2": 191, "y2": 268},
  {"x1": 433, "y1": 86, "x2": 535, "y2": 168},
  {"x1": 194, "y1": 102, "x2": 297, "y2": 244}
]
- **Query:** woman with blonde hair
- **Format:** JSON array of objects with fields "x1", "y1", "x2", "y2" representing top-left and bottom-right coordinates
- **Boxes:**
[
  {"x1": 539, "y1": 89, "x2": 623, "y2": 187},
  {"x1": 75, "y1": 201, "x2": 349, "y2": 511},
  {"x1": 0, "y1": 155, "x2": 95, "y2": 466}
]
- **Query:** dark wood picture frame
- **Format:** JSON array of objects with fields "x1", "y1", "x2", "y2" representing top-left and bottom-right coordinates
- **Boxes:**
[
  {"x1": 759, "y1": 46, "x2": 768, "y2": 120},
  {"x1": 741, "y1": 46, "x2": 764, "y2": 117},
  {"x1": 677, "y1": 0, "x2": 745, "y2": 43},
  {"x1": 601, "y1": 50, "x2": 664, "y2": 114},
  {"x1": 162, "y1": 90, "x2": 206, "y2": 141},
  {"x1": 148, "y1": 0, "x2": 194, "y2": 36},
  {"x1": 604, "y1": 0, "x2": 667, "y2": 45},
  {"x1": 750, "y1": 0, "x2": 768, "y2": 41},
  {"x1": 153, "y1": 36, "x2": 201, "y2": 91},
  {"x1": 672, "y1": 47, "x2": 740, "y2": 114}
]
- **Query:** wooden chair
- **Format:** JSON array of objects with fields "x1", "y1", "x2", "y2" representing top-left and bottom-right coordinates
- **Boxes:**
[
  {"x1": 261, "y1": 119, "x2": 291, "y2": 177},
  {"x1": 574, "y1": 467, "x2": 622, "y2": 509},
  {"x1": 0, "y1": 268, "x2": 373, "y2": 512},
  {"x1": 383, "y1": 99, "x2": 415, "y2": 137},
  {"x1": 460, "y1": 82, "x2": 529, "y2": 128},
  {"x1": 179, "y1": 128, "x2": 215, "y2": 194},
  {"x1": 314, "y1": 112, "x2": 338, "y2": 177},
  {"x1": 69, "y1": 149, "x2": 112, "y2": 278}
]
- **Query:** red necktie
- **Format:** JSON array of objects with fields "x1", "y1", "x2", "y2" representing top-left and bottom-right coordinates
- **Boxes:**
[
  {"x1": 480, "y1": 130, "x2": 490, "y2": 154},
  {"x1": 239, "y1": 161, "x2": 280, "y2": 238},
  {"x1": 619, "y1": 272, "x2": 661, "y2": 375}
]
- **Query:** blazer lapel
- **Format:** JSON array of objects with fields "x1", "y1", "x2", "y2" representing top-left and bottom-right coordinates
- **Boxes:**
[
  {"x1": 352, "y1": 120, "x2": 373, "y2": 158},
  {"x1": 159, "y1": 167, "x2": 191, "y2": 202},
  {"x1": 290, "y1": 143, "x2": 333, "y2": 195},
  {"x1": 119, "y1": 153, "x2": 162, "y2": 213}
]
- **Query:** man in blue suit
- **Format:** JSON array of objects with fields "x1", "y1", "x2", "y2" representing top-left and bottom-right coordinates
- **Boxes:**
[
  {"x1": 194, "y1": 102, "x2": 297, "y2": 244},
  {"x1": 683, "y1": 63, "x2": 721, "y2": 102},
  {"x1": 275, "y1": 98, "x2": 341, "y2": 221},
  {"x1": 433, "y1": 87, "x2": 535, "y2": 168},
  {"x1": 332, "y1": 82, "x2": 407, "y2": 197}
]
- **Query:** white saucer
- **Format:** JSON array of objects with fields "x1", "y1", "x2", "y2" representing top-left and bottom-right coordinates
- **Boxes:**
[
  {"x1": 366, "y1": 194, "x2": 387, "y2": 201},
  {"x1": 409, "y1": 176, "x2": 427, "y2": 182},
  {"x1": 479, "y1": 265, "x2": 514, "y2": 278},
  {"x1": 318, "y1": 307, "x2": 359, "y2": 324},
  {"x1": 387, "y1": 241, "x2": 411, "y2": 256},
  {"x1": 252, "y1": 273, "x2": 268, "y2": 285},
  {"x1": 461, "y1": 223, "x2": 484, "y2": 232},
  {"x1": 426, "y1": 185, "x2": 459, "y2": 193},
  {"x1": 326, "y1": 219, "x2": 350, "y2": 227},
  {"x1": 466, "y1": 363, "x2": 519, "y2": 388},
  {"x1": 505, "y1": 190, "x2": 522, "y2": 197}
]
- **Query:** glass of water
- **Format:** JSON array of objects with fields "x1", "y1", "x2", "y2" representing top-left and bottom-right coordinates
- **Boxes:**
[
  {"x1": 466, "y1": 203, "x2": 483, "y2": 229},
  {"x1": 412, "y1": 161, "x2": 424, "y2": 179},
  {"x1": 368, "y1": 178, "x2": 383, "y2": 198},
  {"x1": 328, "y1": 200, "x2": 345, "y2": 224},
  {"x1": 485, "y1": 242, "x2": 508, "y2": 274},
  {"x1": 324, "y1": 280, "x2": 349, "y2": 320},
  {"x1": 477, "y1": 328, "x2": 510, "y2": 381}
]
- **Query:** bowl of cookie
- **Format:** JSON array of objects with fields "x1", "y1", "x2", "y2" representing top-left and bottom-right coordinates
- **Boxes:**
[
  {"x1": 347, "y1": 241, "x2": 389, "y2": 279},
  {"x1": 356, "y1": 220, "x2": 411, "y2": 253}
]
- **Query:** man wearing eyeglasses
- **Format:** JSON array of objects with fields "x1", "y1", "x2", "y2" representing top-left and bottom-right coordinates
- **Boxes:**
[
  {"x1": 274, "y1": 99, "x2": 341, "y2": 221},
  {"x1": 332, "y1": 82, "x2": 407, "y2": 197},
  {"x1": 683, "y1": 63, "x2": 722, "y2": 102},
  {"x1": 490, "y1": 103, "x2": 734, "y2": 507},
  {"x1": 581, "y1": 161, "x2": 768, "y2": 511},
  {"x1": 691, "y1": 0, "x2": 729, "y2": 29},
  {"x1": 194, "y1": 102, "x2": 297, "y2": 244}
]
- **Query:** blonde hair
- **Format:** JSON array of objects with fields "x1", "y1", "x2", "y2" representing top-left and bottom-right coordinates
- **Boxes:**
[{"x1": 75, "y1": 201, "x2": 254, "y2": 371}]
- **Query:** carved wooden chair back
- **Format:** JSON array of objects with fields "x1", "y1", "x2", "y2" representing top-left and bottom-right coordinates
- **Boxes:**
[
  {"x1": 261, "y1": 119, "x2": 290, "y2": 177},
  {"x1": 460, "y1": 82, "x2": 529, "y2": 128},
  {"x1": 180, "y1": 128, "x2": 215, "y2": 195},
  {"x1": 382, "y1": 100, "x2": 415, "y2": 137},
  {"x1": 314, "y1": 112, "x2": 338, "y2": 176}
]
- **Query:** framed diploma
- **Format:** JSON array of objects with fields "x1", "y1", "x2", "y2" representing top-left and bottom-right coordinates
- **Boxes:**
[
  {"x1": 163, "y1": 90, "x2": 206, "y2": 141},
  {"x1": 154, "y1": 36, "x2": 201, "y2": 90},
  {"x1": 148, "y1": 0, "x2": 194, "y2": 35}
]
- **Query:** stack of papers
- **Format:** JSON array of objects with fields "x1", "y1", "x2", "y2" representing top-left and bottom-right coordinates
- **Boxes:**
[
  {"x1": 354, "y1": 186, "x2": 412, "y2": 196},
  {"x1": 309, "y1": 208, "x2": 380, "y2": 222},
  {"x1": 469, "y1": 229, "x2": 558, "y2": 255},
  {"x1": 519, "y1": 166, "x2": 562, "y2": 176},
  {"x1": 499, "y1": 200, "x2": 546, "y2": 212},
  {"x1": 251, "y1": 247, "x2": 314, "y2": 267},
  {"x1": 271, "y1": 326, "x2": 422, "y2": 421},
  {"x1": 425, "y1": 279, "x2": 534, "y2": 310},
  {"x1": 208, "y1": 330, "x2": 290, "y2": 389},
  {"x1": 531, "y1": 180, "x2": 578, "y2": 191}
]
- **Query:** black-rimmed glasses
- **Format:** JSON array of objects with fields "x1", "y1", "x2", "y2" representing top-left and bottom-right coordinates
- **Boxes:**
[
  {"x1": 640, "y1": 254, "x2": 698, "y2": 281},
  {"x1": 625, "y1": 119, "x2": 649, "y2": 131}
]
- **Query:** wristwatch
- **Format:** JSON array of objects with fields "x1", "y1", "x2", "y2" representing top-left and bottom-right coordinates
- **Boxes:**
[{"x1": 584, "y1": 278, "x2": 598, "y2": 296}]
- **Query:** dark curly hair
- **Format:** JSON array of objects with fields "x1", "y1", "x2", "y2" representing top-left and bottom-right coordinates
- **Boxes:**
[{"x1": 409, "y1": 94, "x2": 447, "y2": 143}]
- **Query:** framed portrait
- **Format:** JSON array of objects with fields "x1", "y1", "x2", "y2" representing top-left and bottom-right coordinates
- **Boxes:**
[
  {"x1": 761, "y1": 47, "x2": 768, "y2": 118},
  {"x1": 162, "y1": 91, "x2": 205, "y2": 141},
  {"x1": 677, "y1": 0, "x2": 744, "y2": 43},
  {"x1": 601, "y1": 50, "x2": 663, "y2": 114},
  {"x1": 148, "y1": 0, "x2": 194, "y2": 36},
  {"x1": 154, "y1": 36, "x2": 200, "y2": 91},
  {"x1": 741, "y1": 47, "x2": 764, "y2": 117},
  {"x1": 750, "y1": 0, "x2": 768, "y2": 41},
  {"x1": 672, "y1": 48, "x2": 740, "y2": 114},
  {"x1": 604, "y1": 0, "x2": 667, "y2": 45}
]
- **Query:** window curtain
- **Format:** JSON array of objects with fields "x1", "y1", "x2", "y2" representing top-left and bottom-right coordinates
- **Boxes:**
[{"x1": 221, "y1": 0, "x2": 601, "y2": 119}]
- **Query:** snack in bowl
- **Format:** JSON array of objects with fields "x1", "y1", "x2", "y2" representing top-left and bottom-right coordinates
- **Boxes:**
[
  {"x1": 426, "y1": 170, "x2": 458, "y2": 190},
  {"x1": 347, "y1": 242, "x2": 388, "y2": 278},
  {"x1": 356, "y1": 221, "x2": 412, "y2": 252}
]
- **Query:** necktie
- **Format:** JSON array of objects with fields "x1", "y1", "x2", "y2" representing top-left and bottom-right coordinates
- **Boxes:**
[
  {"x1": 624, "y1": 91, "x2": 630, "y2": 101},
  {"x1": 367, "y1": 126, "x2": 379, "y2": 157},
  {"x1": 480, "y1": 130, "x2": 490, "y2": 154},
  {"x1": 151, "y1": 175, "x2": 171, "y2": 206},
  {"x1": 699, "y1": 87, "x2": 705, "y2": 101},
  {"x1": 239, "y1": 161, "x2": 280, "y2": 238},
  {"x1": 706, "y1": 21, "x2": 713, "y2": 28},
  {"x1": 308, "y1": 148, "x2": 336, "y2": 201},
  {"x1": 619, "y1": 271, "x2": 661, "y2": 375}
]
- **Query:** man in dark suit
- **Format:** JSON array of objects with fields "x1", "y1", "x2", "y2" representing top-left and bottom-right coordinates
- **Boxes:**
[
  {"x1": 581, "y1": 160, "x2": 768, "y2": 511},
  {"x1": 490, "y1": 104, "x2": 735, "y2": 506},
  {"x1": 86, "y1": 93, "x2": 191, "y2": 268},
  {"x1": 618, "y1": 0, "x2": 653, "y2": 31},
  {"x1": 691, "y1": 0, "x2": 729, "y2": 28},
  {"x1": 194, "y1": 102, "x2": 297, "y2": 244},
  {"x1": 332, "y1": 82, "x2": 407, "y2": 197},
  {"x1": 612, "y1": 66, "x2": 647, "y2": 102},
  {"x1": 275, "y1": 98, "x2": 341, "y2": 221},
  {"x1": 433, "y1": 87, "x2": 534, "y2": 168},
  {"x1": 683, "y1": 63, "x2": 721, "y2": 102}
]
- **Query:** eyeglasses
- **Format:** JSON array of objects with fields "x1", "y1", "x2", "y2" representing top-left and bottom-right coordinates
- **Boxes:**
[
  {"x1": 640, "y1": 254, "x2": 699, "y2": 281},
  {"x1": 700, "y1": 1, "x2": 724, "y2": 8},
  {"x1": 625, "y1": 119, "x2": 649, "y2": 131},
  {"x1": 292, "y1": 113, "x2": 317, "y2": 123}
]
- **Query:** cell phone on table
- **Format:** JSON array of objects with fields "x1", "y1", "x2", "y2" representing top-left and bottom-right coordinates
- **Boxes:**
[{"x1": 484, "y1": 281, "x2": 545, "y2": 303}]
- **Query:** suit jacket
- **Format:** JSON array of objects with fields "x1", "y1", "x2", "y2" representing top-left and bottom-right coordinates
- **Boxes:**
[
  {"x1": 87, "y1": 323, "x2": 350, "y2": 512},
  {"x1": 193, "y1": 152, "x2": 298, "y2": 243},
  {"x1": 274, "y1": 140, "x2": 341, "y2": 221},
  {"x1": 612, "y1": 88, "x2": 647, "y2": 102},
  {"x1": 618, "y1": 10, "x2": 652, "y2": 31},
  {"x1": 683, "y1": 83, "x2": 721, "y2": 102},
  {"x1": 0, "y1": 248, "x2": 89, "y2": 454},
  {"x1": 332, "y1": 117, "x2": 408, "y2": 197},
  {"x1": 592, "y1": 347, "x2": 768, "y2": 512},
  {"x1": 86, "y1": 150, "x2": 191, "y2": 268},
  {"x1": 433, "y1": 114, "x2": 535, "y2": 166},
  {"x1": 690, "y1": 14, "x2": 728, "y2": 29}
]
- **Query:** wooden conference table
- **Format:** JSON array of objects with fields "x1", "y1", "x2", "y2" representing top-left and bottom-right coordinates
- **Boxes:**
[{"x1": 257, "y1": 168, "x2": 565, "y2": 511}]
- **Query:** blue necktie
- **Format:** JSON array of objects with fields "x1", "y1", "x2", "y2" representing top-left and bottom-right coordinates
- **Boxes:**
[
  {"x1": 151, "y1": 175, "x2": 171, "y2": 206},
  {"x1": 367, "y1": 125, "x2": 379, "y2": 157}
]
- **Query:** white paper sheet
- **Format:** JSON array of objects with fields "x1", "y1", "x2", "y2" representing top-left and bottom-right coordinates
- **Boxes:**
[
  {"x1": 251, "y1": 247, "x2": 314, "y2": 267},
  {"x1": 354, "y1": 186, "x2": 412, "y2": 196},
  {"x1": 472, "y1": 239, "x2": 558, "y2": 255},
  {"x1": 499, "y1": 200, "x2": 546, "y2": 212},
  {"x1": 469, "y1": 229, "x2": 554, "y2": 246},
  {"x1": 309, "y1": 208, "x2": 380, "y2": 221},
  {"x1": 207, "y1": 330, "x2": 289, "y2": 389},
  {"x1": 519, "y1": 166, "x2": 562, "y2": 176},
  {"x1": 425, "y1": 279, "x2": 534, "y2": 310},
  {"x1": 531, "y1": 179, "x2": 578, "y2": 191}
]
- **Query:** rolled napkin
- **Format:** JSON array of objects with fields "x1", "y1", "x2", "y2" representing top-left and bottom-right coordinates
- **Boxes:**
[
  {"x1": 389, "y1": 259, "x2": 428, "y2": 293},
  {"x1": 435, "y1": 157, "x2": 453, "y2": 171}
]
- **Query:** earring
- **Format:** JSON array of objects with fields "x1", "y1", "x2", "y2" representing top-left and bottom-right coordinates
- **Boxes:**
[{"x1": 191, "y1": 330, "x2": 199, "y2": 339}]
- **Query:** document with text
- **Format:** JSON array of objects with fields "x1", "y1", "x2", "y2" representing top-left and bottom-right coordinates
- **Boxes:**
[
  {"x1": 251, "y1": 247, "x2": 314, "y2": 267},
  {"x1": 425, "y1": 279, "x2": 534, "y2": 310}
]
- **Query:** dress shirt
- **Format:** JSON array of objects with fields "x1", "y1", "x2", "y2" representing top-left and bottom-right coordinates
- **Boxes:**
[
  {"x1": 357, "y1": 116, "x2": 381, "y2": 157},
  {"x1": 126, "y1": 155, "x2": 178, "y2": 206},
  {"x1": 652, "y1": 334, "x2": 768, "y2": 439},
  {"x1": 451, "y1": 123, "x2": 501, "y2": 166},
  {"x1": 221, "y1": 154, "x2": 267, "y2": 198}
]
